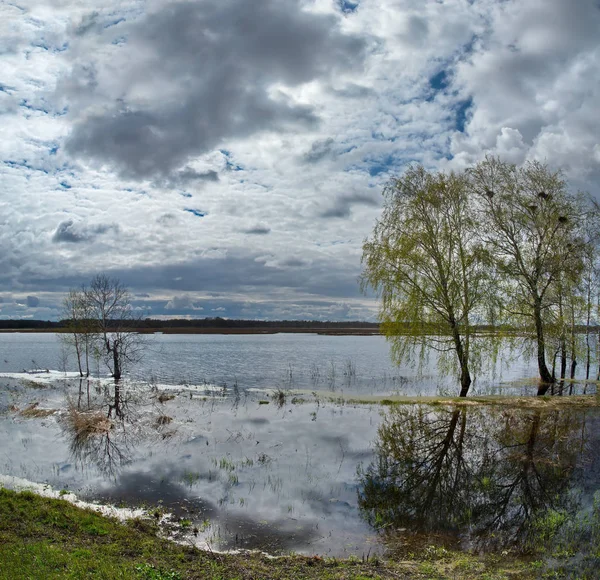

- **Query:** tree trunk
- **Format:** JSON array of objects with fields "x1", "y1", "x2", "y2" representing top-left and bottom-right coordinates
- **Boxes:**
[
  {"x1": 459, "y1": 363, "x2": 471, "y2": 398},
  {"x1": 560, "y1": 338, "x2": 567, "y2": 380},
  {"x1": 450, "y1": 322, "x2": 471, "y2": 397},
  {"x1": 597, "y1": 329, "x2": 600, "y2": 381},
  {"x1": 112, "y1": 346, "x2": 121, "y2": 381},
  {"x1": 534, "y1": 301, "x2": 554, "y2": 394},
  {"x1": 74, "y1": 334, "x2": 83, "y2": 377},
  {"x1": 585, "y1": 284, "x2": 591, "y2": 382},
  {"x1": 84, "y1": 338, "x2": 90, "y2": 378}
]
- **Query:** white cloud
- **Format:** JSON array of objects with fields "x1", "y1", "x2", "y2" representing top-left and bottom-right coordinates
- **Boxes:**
[{"x1": 1, "y1": 0, "x2": 599, "y2": 320}]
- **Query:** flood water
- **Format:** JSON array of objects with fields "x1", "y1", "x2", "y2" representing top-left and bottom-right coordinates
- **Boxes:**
[
  {"x1": 1, "y1": 333, "x2": 598, "y2": 575},
  {"x1": 0, "y1": 331, "x2": 579, "y2": 396}
]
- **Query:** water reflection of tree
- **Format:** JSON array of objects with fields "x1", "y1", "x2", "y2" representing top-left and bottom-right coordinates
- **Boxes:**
[
  {"x1": 358, "y1": 405, "x2": 585, "y2": 552},
  {"x1": 61, "y1": 379, "x2": 154, "y2": 478}
]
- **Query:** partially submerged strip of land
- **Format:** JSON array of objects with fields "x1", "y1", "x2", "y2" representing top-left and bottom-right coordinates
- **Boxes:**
[
  {"x1": 290, "y1": 391, "x2": 600, "y2": 409},
  {"x1": 0, "y1": 487, "x2": 538, "y2": 579}
]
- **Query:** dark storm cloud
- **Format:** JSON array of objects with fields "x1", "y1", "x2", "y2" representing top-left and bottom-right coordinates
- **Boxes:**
[
  {"x1": 176, "y1": 168, "x2": 219, "y2": 183},
  {"x1": 242, "y1": 226, "x2": 271, "y2": 235},
  {"x1": 111, "y1": 253, "x2": 358, "y2": 298},
  {"x1": 26, "y1": 296, "x2": 39, "y2": 307},
  {"x1": 0, "y1": 248, "x2": 362, "y2": 301},
  {"x1": 154, "y1": 167, "x2": 219, "y2": 189},
  {"x1": 303, "y1": 138, "x2": 335, "y2": 163},
  {"x1": 281, "y1": 257, "x2": 308, "y2": 268},
  {"x1": 52, "y1": 219, "x2": 119, "y2": 243},
  {"x1": 320, "y1": 192, "x2": 379, "y2": 218},
  {"x1": 64, "y1": 0, "x2": 367, "y2": 179}
]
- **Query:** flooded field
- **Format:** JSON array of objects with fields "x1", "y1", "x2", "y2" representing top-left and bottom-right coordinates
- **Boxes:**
[{"x1": 1, "y1": 333, "x2": 599, "y2": 575}]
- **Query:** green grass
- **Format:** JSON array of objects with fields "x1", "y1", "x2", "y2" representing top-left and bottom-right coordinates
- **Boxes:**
[{"x1": 0, "y1": 488, "x2": 535, "y2": 579}]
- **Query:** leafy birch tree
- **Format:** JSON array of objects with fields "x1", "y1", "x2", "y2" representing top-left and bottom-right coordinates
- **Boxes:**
[
  {"x1": 361, "y1": 166, "x2": 493, "y2": 397},
  {"x1": 467, "y1": 157, "x2": 590, "y2": 393}
]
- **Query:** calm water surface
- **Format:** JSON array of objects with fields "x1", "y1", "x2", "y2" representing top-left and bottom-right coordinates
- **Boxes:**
[
  {"x1": 0, "y1": 332, "x2": 598, "y2": 574},
  {"x1": 0, "y1": 332, "x2": 558, "y2": 396}
]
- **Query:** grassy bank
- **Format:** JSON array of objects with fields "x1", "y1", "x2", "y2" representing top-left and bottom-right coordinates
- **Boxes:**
[{"x1": 0, "y1": 488, "x2": 539, "y2": 580}]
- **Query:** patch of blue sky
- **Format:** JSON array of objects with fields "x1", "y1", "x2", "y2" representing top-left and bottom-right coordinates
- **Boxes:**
[
  {"x1": 31, "y1": 39, "x2": 68, "y2": 53},
  {"x1": 226, "y1": 160, "x2": 244, "y2": 171},
  {"x1": 461, "y1": 34, "x2": 479, "y2": 58},
  {"x1": 180, "y1": 192, "x2": 192, "y2": 198},
  {"x1": 104, "y1": 17, "x2": 125, "y2": 28},
  {"x1": 59, "y1": 181, "x2": 71, "y2": 189},
  {"x1": 4, "y1": 159, "x2": 49, "y2": 174},
  {"x1": 184, "y1": 209, "x2": 207, "y2": 218},
  {"x1": 455, "y1": 97, "x2": 473, "y2": 133},
  {"x1": 425, "y1": 69, "x2": 451, "y2": 103},
  {"x1": 49, "y1": 145, "x2": 59, "y2": 155},
  {"x1": 20, "y1": 99, "x2": 49, "y2": 114},
  {"x1": 366, "y1": 154, "x2": 398, "y2": 177},
  {"x1": 429, "y1": 70, "x2": 448, "y2": 92},
  {"x1": 219, "y1": 149, "x2": 244, "y2": 171},
  {"x1": 112, "y1": 36, "x2": 127, "y2": 45},
  {"x1": 339, "y1": 0, "x2": 359, "y2": 13}
]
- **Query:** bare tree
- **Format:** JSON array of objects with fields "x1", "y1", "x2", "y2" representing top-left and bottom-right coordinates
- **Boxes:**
[
  {"x1": 61, "y1": 275, "x2": 145, "y2": 383},
  {"x1": 60, "y1": 287, "x2": 95, "y2": 377},
  {"x1": 85, "y1": 274, "x2": 145, "y2": 382}
]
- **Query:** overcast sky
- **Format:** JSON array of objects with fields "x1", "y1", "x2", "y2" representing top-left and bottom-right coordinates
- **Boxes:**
[{"x1": 1, "y1": 0, "x2": 600, "y2": 321}]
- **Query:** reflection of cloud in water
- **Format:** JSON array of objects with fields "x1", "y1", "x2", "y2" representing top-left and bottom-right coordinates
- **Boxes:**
[
  {"x1": 95, "y1": 470, "x2": 218, "y2": 519},
  {"x1": 216, "y1": 512, "x2": 317, "y2": 553},
  {"x1": 16, "y1": 373, "x2": 599, "y2": 559},
  {"x1": 243, "y1": 417, "x2": 270, "y2": 426}
]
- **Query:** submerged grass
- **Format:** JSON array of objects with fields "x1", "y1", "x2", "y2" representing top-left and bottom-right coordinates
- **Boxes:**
[
  {"x1": 290, "y1": 391, "x2": 600, "y2": 410},
  {"x1": 63, "y1": 403, "x2": 112, "y2": 436},
  {"x1": 0, "y1": 488, "x2": 538, "y2": 579},
  {"x1": 18, "y1": 402, "x2": 56, "y2": 418}
]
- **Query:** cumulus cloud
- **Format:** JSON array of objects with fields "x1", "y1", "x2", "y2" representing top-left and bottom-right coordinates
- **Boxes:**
[
  {"x1": 61, "y1": 0, "x2": 367, "y2": 179},
  {"x1": 448, "y1": 0, "x2": 600, "y2": 187},
  {"x1": 320, "y1": 192, "x2": 379, "y2": 218},
  {"x1": 52, "y1": 219, "x2": 119, "y2": 243},
  {"x1": 26, "y1": 296, "x2": 40, "y2": 307},
  {"x1": 165, "y1": 295, "x2": 204, "y2": 311},
  {"x1": 303, "y1": 138, "x2": 336, "y2": 163},
  {"x1": 1, "y1": 0, "x2": 599, "y2": 320},
  {"x1": 243, "y1": 225, "x2": 271, "y2": 235}
]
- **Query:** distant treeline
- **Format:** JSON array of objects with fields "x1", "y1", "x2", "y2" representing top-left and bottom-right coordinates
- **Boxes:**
[
  {"x1": 0, "y1": 318, "x2": 381, "y2": 334},
  {"x1": 2, "y1": 319, "x2": 599, "y2": 335}
]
